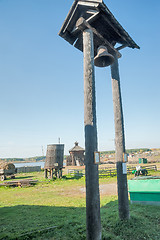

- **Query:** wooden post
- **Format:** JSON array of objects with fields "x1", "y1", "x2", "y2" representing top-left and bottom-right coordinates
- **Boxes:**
[
  {"x1": 44, "y1": 169, "x2": 47, "y2": 178},
  {"x1": 111, "y1": 53, "x2": 130, "y2": 220},
  {"x1": 59, "y1": 169, "x2": 62, "y2": 178},
  {"x1": 83, "y1": 28, "x2": 101, "y2": 240},
  {"x1": 49, "y1": 169, "x2": 51, "y2": 179},
  {"x1": 51, "y1": 169, "x2": 53, "y2": 179},
  {"x1": 57, "y1": 170, "x2": 60, "y2": 179}
]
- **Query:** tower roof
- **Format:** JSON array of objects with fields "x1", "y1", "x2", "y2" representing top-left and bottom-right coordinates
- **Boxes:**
[
  {"x1": 69, "y1": 141, "x2": 85, "y2": 152},
  {"x1": 59, "y1": 0, "x2": 140, "y2": 56}
]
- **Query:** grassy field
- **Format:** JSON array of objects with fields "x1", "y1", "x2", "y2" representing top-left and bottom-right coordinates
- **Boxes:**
[{"x1": 0, "y1": 170, "x2": 160, "y2": 240}]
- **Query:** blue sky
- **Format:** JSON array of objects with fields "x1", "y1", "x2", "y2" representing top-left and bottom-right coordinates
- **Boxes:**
[{"x1": 0, "y1": 0, "x2": 160, "y2": 158}]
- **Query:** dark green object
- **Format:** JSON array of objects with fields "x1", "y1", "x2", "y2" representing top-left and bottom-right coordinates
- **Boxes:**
[
  {"x1": 134, "y1": 169, "x2": 148, "y2": 177},
  {"x1": 128, "y1": 177, "x2": 160, "y2": 205},
  {"x1": 138, "y1": 158, "x2": 141, "y2": 163},
  {"x1": 143, "y1": 158, "x2": 147, "y2": 163},
  {"x1": 139, "y1": 158, "x2": 147, "y2": 164}
]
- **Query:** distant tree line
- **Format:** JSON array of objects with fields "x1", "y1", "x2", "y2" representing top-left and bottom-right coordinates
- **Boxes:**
[
  {"x1": 0, "y1": 149, "x2": 152, "y2": 163},
  {"x1": 100, "y1": 150, "x2": 115, "y2": 155},
  {"x1": 0, "y1": 156, "x2": 46, "y2": 162},
  {"x1": 100, "y1": 148, "x2": 151, "y2": 155},
  {"x1": 126, "y1": 148, "x2": 151, "y2": 154},
  {"x1": 0, "y1": 158, "x2": 25, "y2": 162}
]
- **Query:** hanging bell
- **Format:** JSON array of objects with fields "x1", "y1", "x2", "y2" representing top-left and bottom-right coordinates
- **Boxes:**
[{"x1": 94, "y1": 46, "x2": 115, "y2": 67}]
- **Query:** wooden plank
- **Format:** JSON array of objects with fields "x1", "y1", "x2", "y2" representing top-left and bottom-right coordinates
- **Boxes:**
[
  {"x1": 116, "y1": 44, "x2": 128, "y2": 51},
  {"x1": 0, "y1": 179, "x2": 38, "y2": 187},
  {"x1": 99, "y1": 2, "x2": 140, "y2": 49},
  {"x1": 76, "y1": 17, "x2": 120, "y2": 55},
  {"x1": 71, "y1": 11, "x2": 99, "y2": 35},
  {"x1": 101, "y1": 15, "x2": 128, "y2": 43}
]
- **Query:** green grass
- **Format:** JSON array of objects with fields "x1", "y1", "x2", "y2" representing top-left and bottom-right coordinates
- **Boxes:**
[{"x1": 0, "y1": 171, "x2": 160, "y2": 239}]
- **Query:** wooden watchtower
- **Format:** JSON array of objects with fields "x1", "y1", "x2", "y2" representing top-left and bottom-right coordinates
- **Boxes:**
[{"x1": 69, "y1": 141, "x2": 85, "y2": 166}]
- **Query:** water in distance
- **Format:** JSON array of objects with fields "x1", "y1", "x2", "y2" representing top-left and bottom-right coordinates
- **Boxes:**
[{"x1": 15, "y1": 162, "x2": 45, "y2": 168}]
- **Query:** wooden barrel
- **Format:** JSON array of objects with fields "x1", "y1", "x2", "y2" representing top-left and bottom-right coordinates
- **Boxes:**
[{"x1": 44, "y1": 144, "x2": 64, "y2": 170}]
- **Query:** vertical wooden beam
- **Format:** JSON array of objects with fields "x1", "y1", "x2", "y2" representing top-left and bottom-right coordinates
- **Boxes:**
[
  {"x1": 59, "y1": 169, "x2": 62, "y2": 178},
  {"x1": 44, "y1": 169, "x2": 48, "y2": 178},
  {"x1": 83, "y1": 28, "x2": 101, "y2": 240},
  {"x1": 51, "y1": 169, "x2": 53, "y2": 179},
  {"x1": 49, "y1": 169, "x2": 51, "y2": 179},
  {"x1": 111, "y1": 53, "x2": 130, "y2": 220}
]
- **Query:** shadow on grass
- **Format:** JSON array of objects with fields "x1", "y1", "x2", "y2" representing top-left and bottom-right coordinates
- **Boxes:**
[
  {"x1": 14, "y1": 175, "x2": 34, "y2": 180},
  {"x1": 101, "y1": 200, "x2": 160, "y2": 240},
  {"x1": 0, "y1": 205, "x2": 86, "y2": 240},
  {"x1": 41, "y1": 175, "x2": 84, "y2": 182},
  {"x1": 99, "y1": 175, "x2": 117, "y2": 179},
  {"x1": 0, "y1": 201, "x2": 160, "y2": 240},
  {"x1": 62, "y1": 175, "x2": 84, "y2": 180}
]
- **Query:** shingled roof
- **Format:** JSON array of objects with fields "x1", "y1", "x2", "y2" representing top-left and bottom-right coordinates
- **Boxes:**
[
  {"x1": 69, "y1": 142, "x2": 85, "y2": 152},
  {"x1": 59, "y1": 0, "x2": 140, "y2": 56}
]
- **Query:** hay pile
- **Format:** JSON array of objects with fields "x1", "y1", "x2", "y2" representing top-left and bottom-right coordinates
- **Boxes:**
[{"x1": 0, "y1": 162, "x2": 15, "y2": 170}]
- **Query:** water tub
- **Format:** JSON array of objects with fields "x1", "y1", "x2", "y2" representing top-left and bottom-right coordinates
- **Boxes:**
[{"x1": 128, "y1": 176, "x2": 160, "y2": 206}]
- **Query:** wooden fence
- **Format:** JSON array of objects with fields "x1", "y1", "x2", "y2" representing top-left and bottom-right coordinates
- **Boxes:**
[
  {"x1": 16, "y1": 166, "x2": 41, "y2": 173},
  {"x1": 126, "y1": 164, "x2": 157, "y2": 173},
  {"x1": 67, "y1": 169, "x2": 84, "y2": 176},
  {"x1": 67, "y1": 164, "x2": 157, "y2": 177}
]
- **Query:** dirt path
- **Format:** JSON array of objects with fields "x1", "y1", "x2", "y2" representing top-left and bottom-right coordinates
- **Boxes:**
[{"x1": 79, "y1": 183, "x2": 117, "y2": 196}]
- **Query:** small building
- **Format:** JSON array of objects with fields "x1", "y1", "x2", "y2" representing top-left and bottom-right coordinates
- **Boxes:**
[{"x1": 67, "y1": 142, "x2": 85, "y2": 166}]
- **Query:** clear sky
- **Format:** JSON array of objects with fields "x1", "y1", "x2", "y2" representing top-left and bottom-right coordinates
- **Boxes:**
[{"x1": 0, "y1": 0, "x2": 160, "y2": 158}]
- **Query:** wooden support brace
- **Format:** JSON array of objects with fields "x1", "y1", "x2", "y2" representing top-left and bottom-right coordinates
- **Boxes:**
[{"x1": 76, "y1": 17, "x2": 120, "y2": 56}]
